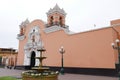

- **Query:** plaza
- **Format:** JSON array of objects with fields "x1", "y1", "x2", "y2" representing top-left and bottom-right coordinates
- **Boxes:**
[
  {"x1": 0, "y1": 68, "x2": 117, "y2": 80},
  {"x1": 0, "y1": 4, "x2": 120, "y2": 79}
]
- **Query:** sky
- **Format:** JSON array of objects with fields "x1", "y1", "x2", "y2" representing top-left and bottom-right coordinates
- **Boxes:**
[{"x1": 0, "y1": 0, "x2": 120, "y2": 49}]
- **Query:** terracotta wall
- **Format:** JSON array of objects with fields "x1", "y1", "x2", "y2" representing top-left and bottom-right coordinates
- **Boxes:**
[{"x1": 42, "y1": 28, "x2": 115, "y2": 69}]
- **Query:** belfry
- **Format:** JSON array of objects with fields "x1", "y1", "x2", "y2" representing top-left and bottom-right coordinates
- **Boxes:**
[{"x1": 46, "y1": 4, "x2": 66, "y2": 28}]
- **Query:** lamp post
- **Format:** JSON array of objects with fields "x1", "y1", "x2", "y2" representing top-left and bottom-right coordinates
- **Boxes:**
[
  {"x1": 59, "y1": 46, "x2": 65, "y2": 75},
  {"x1": 111, "y1": 39, "x2": 120, "y2": 79}
]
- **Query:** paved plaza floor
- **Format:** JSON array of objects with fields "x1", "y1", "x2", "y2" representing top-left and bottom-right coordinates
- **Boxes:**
[{"x1": 0, "y1": 68, "x2": 117, "y2": 80}]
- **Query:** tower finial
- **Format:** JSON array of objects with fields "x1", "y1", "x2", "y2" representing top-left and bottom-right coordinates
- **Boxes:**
[
  {"x1": 46, "y1": 4, "x2": 66, "y2": 16},
  {"x1": 54, "y1": 3, "x2": 60, "y2": 9}
]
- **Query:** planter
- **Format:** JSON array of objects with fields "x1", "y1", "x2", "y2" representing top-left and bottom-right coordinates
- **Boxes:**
[
  {"x1": 22, "y1": 70, "x2": 59, "y2": 80},
  {"x1": 22, "y1": 74, "x2": 58, "y2": 80}
]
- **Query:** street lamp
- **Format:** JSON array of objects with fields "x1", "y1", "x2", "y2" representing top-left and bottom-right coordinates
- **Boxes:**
[
  {"x1": 111, "y1": 39, "x2": 120, "y2": 79},
  {"x1": 59, "y1": 46, "x2": 65, "y2": 75}
]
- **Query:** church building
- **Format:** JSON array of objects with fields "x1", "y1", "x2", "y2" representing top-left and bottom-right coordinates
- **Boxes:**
[{"x1": 17, "y1": 4, "x2": 120, "y2": 76}]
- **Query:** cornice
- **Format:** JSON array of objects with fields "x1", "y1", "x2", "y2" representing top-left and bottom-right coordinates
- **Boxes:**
[
  {"x1": 44, "y1": 25, "x2": 74, "y2": 34},
  {"x1": 17, "y1": 34, "x2": 25, "y2": 40},
  {"x1": 111, "y1": 23, "x2": 120, "y2": 27}
]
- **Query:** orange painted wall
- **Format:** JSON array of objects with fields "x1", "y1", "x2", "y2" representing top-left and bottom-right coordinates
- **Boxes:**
[
  {"x1": 17, "y1": 20, "x2": 119, "y2": 69},
  {"x1": 43, "y1": 28, "x2": 116, "y2": 68}
]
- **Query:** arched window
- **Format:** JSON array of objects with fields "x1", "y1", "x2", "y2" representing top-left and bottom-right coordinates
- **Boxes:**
[
  {"x1": 50, "y1": 16, "x2": 53, "y2": 26},
  {"x1": 59, "y1": 16, "x2": 63, "y2": 26},
  {"x1": 20, "y1": 28, "x2": 24, "y2": 35}
]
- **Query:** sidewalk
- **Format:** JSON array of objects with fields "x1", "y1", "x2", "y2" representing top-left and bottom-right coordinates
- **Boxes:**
[
  {"x1": 59, "y1": 74, "x2": 117, "y2": 80},
  {"x1": 0, "y1": 68, "x2": 23, "y2": 78},
  {"x1": 0, "y1": 68, "x2": 117, "y2": 80}
]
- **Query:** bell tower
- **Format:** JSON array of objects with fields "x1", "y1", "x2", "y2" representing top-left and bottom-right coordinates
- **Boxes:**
[{"x1": 46, "y1": 4, "x2": 67, "y2": 28}]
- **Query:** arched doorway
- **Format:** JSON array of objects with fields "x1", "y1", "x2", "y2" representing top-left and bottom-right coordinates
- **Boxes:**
[{"x1": 30, "y1": 51, "x2": 36, "y2": 68}]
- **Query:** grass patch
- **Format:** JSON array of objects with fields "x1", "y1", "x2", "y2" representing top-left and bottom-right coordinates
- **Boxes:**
[
  {"x1": 0, "y1": 76, "x2": 17, "y2": 80},
  {"x1": 0, "y1": 65, "x2": 5, "y2": 68},
  {"x1": 17, "y1": 79, "x2": 22, "y2": 80}
]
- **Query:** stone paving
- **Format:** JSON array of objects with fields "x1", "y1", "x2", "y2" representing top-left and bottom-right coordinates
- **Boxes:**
[
  {"x1": 59, "y1": 74, "x2": 117, "y2": 80},
  {"x1": 0, "y1": 68, "x2": 117, "y2": 80}
]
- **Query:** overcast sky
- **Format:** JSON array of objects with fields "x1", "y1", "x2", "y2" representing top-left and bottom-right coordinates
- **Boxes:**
[{"x1": 0, "y1": 0, "x2": 120, "y2": 49}]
